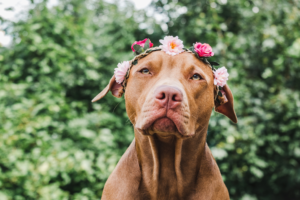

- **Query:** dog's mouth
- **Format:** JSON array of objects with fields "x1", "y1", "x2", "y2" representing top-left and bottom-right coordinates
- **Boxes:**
[
  {"x1": 152, "y1": 117, "x2": 178, "y2": 134},
  {"x1": 136, "y1": 111, "x2": 192, "y2": 138}
]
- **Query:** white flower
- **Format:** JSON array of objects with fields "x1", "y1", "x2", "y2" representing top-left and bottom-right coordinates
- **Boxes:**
[
  {"x1": 114, "y1": 61, "x2": 130, "y2": 84},
  {"x1": 159, "y1": 36, "x2": 184, "y2": 56},
  {"x1": 214, "y1": 66, "x2": 229, "y2": 87}
]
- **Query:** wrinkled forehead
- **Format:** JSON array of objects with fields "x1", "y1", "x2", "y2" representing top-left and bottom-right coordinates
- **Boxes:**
[{"x1": 132, "y1": 51, "x2": 214, "y2": 79}]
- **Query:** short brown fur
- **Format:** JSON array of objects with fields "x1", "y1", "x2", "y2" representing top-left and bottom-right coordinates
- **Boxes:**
[{"x1": 93, "y1": 51, "x2": 237, "y2": 200}]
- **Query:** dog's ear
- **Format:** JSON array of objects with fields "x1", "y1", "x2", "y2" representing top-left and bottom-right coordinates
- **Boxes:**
[
  {"x1": 91, "y1": 75, "x2": 124, "y2": 102},
  {"x1": 215, "y1": 84, "x2": 238, "y2": 123}
]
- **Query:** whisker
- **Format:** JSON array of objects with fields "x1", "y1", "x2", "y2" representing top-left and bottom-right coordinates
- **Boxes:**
[
  {"x1": 125, "y1": 113, "x2": 136, "y2": 125},
  {"x1": 112, "y1": 102, "x2": 122, "y2": 113}
]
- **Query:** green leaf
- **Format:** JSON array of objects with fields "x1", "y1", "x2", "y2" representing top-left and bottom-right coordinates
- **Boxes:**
[
  {"x1": 132, "y1": 60, "x2": 138, "y2": 65},
  {"x1": 209, "y1": 61, "x2": 220, "y2": 66},
  {"x1": 133, "y1": 44, "x2": 142, "y2": 54},
  {"x1": 144, "y1": 39, "x2": 150, "y2": 50}
]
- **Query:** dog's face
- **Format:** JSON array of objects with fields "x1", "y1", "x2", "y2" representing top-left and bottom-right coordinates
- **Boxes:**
[
  {"x1": 92, "y1": 51, "x2": 237, "y2": 139},
  {"x1": 125, "y1": 51, "x2": 215, "y2": 138}
]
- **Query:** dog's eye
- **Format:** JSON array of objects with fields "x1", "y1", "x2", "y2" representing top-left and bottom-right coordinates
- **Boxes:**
[
  {"x1": 141, "y1": 68, "x2": 150, "y2": 74},
  {"x1": 191, "y1": 74, "x2": 202, "y2": 80}
]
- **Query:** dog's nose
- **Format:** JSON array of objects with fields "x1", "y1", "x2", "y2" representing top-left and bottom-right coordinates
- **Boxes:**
[{"x1": 154, "y1": 85, "x2": 183, "y2": 109}]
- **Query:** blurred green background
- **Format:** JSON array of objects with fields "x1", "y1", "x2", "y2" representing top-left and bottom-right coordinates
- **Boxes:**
[{"x1": 0, "y1": 0, "x2": 300, "y2": 199}]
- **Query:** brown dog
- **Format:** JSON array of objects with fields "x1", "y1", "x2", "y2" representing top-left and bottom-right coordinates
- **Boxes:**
[{"x1": 92, "y1": 51, "x2": 237, "y2": 200}]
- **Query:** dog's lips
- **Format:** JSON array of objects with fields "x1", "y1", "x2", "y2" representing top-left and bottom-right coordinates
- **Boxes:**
[
  {"x1": 138, "y1": 109, "x2": 190, "y2": 137},
  {"x1": 152, "y1": 117, "x2": 177, "y2": 133}
]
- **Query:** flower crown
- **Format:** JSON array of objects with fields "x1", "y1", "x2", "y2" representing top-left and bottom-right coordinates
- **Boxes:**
[{"x1": 114, "y1": 36, "x2": 229, "y2": 106}]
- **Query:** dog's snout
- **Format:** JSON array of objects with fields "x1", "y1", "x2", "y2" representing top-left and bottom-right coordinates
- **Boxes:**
[{"x1": 154, "y1": 86, "x2": 183, "y2": 108}]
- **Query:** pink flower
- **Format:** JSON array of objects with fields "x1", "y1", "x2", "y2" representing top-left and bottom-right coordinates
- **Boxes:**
[
  {"x1": 159, "y1": 36, "x2": 184, "y2": 56},
  {"x1": 194, "y1": 42, "x2": 214, "y2": 57},
  {"x1": 131, "y1": 38, "x2": 154, "y2": 52},
  {"x1": 214, "y1": 66, "x2": 229, "y2": 87},
  {"x1": 114, "y1": 61, "x2": 130, "y2": 84}
]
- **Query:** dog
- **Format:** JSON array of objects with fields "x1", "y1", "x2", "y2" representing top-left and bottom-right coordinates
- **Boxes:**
[{"x1": 92, "y1": 50, "x2": 237, "y2": 200}]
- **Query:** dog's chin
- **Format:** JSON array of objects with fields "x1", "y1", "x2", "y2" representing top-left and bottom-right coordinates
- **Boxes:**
[{"x1": 152, "y1": 117, "x2": 178, "y2": 134}]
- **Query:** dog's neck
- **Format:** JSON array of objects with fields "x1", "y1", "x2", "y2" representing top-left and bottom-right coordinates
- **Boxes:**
[{"x1": 134, "y1": 125, "x2": 211, "y2": 199}]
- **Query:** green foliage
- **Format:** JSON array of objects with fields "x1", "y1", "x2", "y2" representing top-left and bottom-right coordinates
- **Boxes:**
[
  {"x1": 0, "y1": 0, "x2": 138, "y2": 199},
  {"x1": 0, "y1": 0, "x2": 300, "y2": 199}
]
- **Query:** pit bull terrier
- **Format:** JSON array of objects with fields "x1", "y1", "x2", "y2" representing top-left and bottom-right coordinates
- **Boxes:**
[{"x1": 92, "y1": 50, "x2": 237, "y2": 200}]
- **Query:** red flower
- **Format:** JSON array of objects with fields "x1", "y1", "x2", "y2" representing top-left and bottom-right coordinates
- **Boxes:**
[
  {"x1": 194, "y1": 42, "x2": 214, "y2": 57},
  {"x1": 131, "y1": 38, "x2": 154, "y2": 52}
]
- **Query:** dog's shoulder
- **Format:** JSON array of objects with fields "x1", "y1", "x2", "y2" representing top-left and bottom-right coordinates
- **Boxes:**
[{"x1": 102, "y1": 139, "x2": 141, "y2": 200}]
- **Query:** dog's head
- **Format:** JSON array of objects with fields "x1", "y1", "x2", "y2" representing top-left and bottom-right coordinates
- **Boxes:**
[{"x1": 93, "y1": 51, "x2": 237, "y2": 139}]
